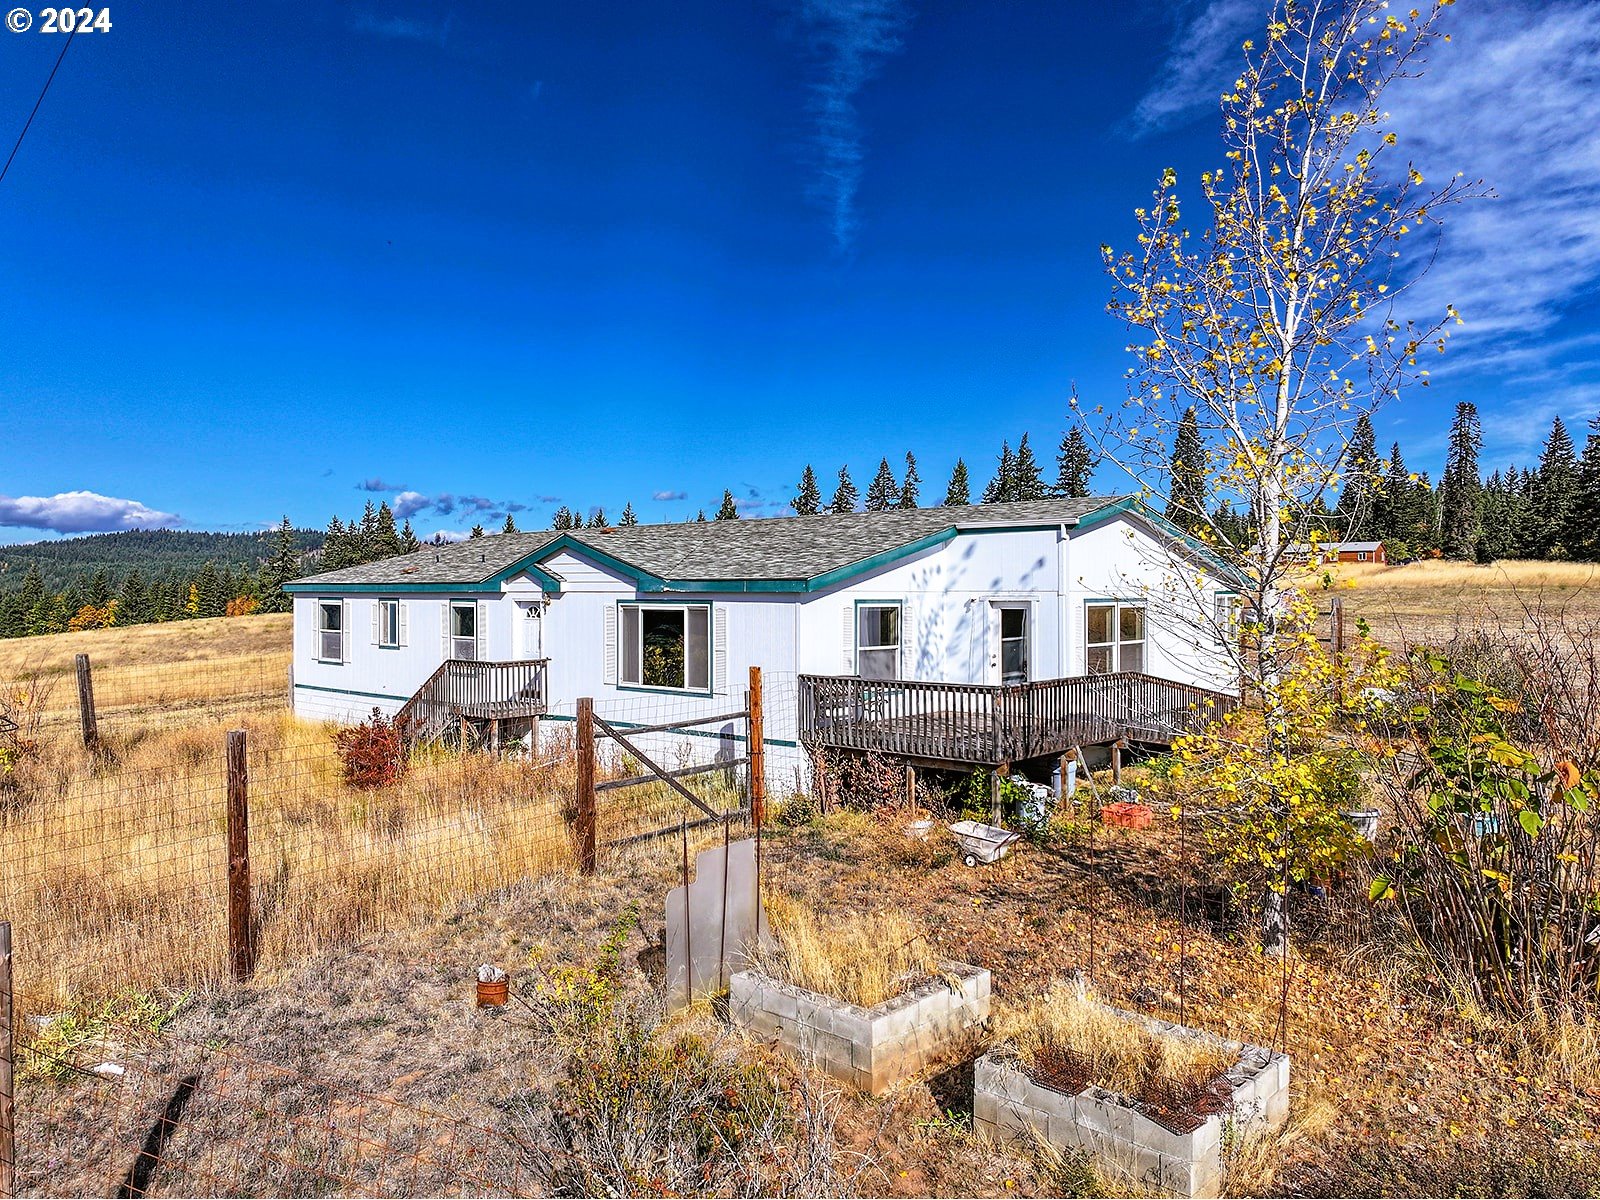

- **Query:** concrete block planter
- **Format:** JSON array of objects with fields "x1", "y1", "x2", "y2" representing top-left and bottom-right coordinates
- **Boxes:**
[
  {"x1": 729, "y1": 962, "x2": 990, "y2": 1094},
  {"x1": 974, "y1": 1006, "x2": 1289, "y2": 1199}
]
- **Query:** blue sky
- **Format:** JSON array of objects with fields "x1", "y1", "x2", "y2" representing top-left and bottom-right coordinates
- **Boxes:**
[{"x1": 3, "y1": 0, "x2": 1598, "y2": 543}]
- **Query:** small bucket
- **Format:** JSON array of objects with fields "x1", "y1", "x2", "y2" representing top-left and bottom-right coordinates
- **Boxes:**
[
  {"x1": 476, "y1": 978, "x2": 509, "y2": 1008},
  {"x1": 905, "y1": 819, "x2": 936, "y2": 840}
]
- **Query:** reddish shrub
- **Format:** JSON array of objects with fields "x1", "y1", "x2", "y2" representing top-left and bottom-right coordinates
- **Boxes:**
[{"x1": 331, "y1": 708, "x2": 408, "y2": 789}]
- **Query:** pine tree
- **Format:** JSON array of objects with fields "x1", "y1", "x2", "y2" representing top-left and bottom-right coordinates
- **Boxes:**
[
  {"x1": 551, "y1": 507, "x2": 574, "y2": 530},
  {"x1": 1338, "y1": 414, "x2": 1382, "y2": 540},
  {"x1": 1437, "y1": 402, "x2": 1483, "y2": 559},
  {"x1": 1165, "y1": 408, "x2": 1207, "y2": 530},
  {"x1": 695, "y1": 509, "x2": 708, "y2": 522},
  {"x1": 1010, "y1": 434, "x2": 1047, "y2": 501},
  {"x1": 1476, "y1": 470, "x2": 1525, "y2": 563},
  {"x1": 355, "y1": 500, "x2": 379, "y2": 562},
  {"x1": 793, "y1": 466, "x2": 822, "y2": 516},
  {"x1": 982, "y1": 442, "x2": 1015, "y2": 504},
  {"x1": 400, "y1": 520, "x2": 421, "y2": 553},
  {"x1": 502, "y1": 513, "x2": 518, "y2": 534},
  {"x1": 118, "y1": 569, "x2": 153, "y2": 625},
  {"x1": 1055, "y1": 427, "x2": 1096, "y2": 498},
  {"x1": 590, "y1": 507, "x2": 609, "y2": 527},
  {"x1": 715, "y1": 491, "x2": 740, "y2": 520},
  {"x1": 865, "y1": 458, "x2": 900, "y2": 512},
  {"x1": 1572, "y1": 414, "x2": 1600, "y2": 561},
  {"x1": 944, "y1": 459, "x2": 970, "y2": 506},
  {"x1": 899, "y1": 453, "x2": 921, "y2": 509},
  {"x1": 831, "y1": 467, "x2": 859, "y2": 514},
  {"x1": 1530, "y1": 416, "x2": 1579, "y2": 559},
  {"x1": 620, "y1": 502, "x2": 638, "y2": 526},
  {"x1": 469, "y1": 524, "x2": 486, "y2": 539},
  {"x1": 1374, "y1": 442, "x2": 1418, "y2": 555},
  {"x1": 369, "y1": 502, "x2": 403, "y2": 559},
  {"x1": 321, "y1": 516, "x2": 351, "y2": 570}
]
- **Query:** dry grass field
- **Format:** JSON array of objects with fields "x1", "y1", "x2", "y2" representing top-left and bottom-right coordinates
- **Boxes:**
[
  {"x1": 0, "y1": 614, "x2": 292, "y2": 732},
  {"x1": 1315, "y1": 558, "x2": 1600, "y2": 648}
]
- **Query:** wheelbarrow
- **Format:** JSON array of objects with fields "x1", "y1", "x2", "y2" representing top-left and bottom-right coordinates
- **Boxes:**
[{"x1": 948, "y1": 819, "x2": 1023, "y2": 868}]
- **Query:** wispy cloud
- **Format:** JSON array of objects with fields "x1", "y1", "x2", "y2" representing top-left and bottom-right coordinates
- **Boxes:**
[
  {"x1": 652, "y1": 489, "x2": 688, "y2": 502},
  {"x1": 348, "y1": 11, "x2": 453, "y2": 46},
  {"x1": 0, "y1": 491, "x2": 180, "y2": 534},
  {"x1": 1126, "y1": 0, "x2": 1257, "y2": 137},
  {"x1": 386, "y1": 489, "x2": 528, "y2": 523},
  {"x1": 358, "y1": 477, "x2": 407, "y2": 493},
  {"x1": 1126, "y1": 0, "x2": 1600, "y2": 444},
  {"x1": 793, "y1": 0, "x2": 911, "y2": 253}
]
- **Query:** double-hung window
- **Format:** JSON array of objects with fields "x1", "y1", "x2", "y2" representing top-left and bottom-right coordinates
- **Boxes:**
[
  {"x1": 378, "y1": 599, "x2": 401, "y2": 648},
  {"x1": 620, "y1": 603, "x2": 710, "y2": 691},
  {"x1": 856, "y1": 604, "x2": 900, "y2": 681},
  {"x1": 318, "y1": 601, "x2": 343, "y2": 663},
  {"x1": 450, "y1": 601, "x2": 478, "y2": 661},
  {"x1": 1086, "y1": 602, "x2": 1145, "y2": 674}
]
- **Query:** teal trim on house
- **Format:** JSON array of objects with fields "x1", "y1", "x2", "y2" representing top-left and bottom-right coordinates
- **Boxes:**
[
  {"x1": 284, "y1": 557, "x2": 563, "y2": 595},
  {"x1": 293, "y1": 682, "x2": 410, "y2": 703},
  {"x1": 802, "y1": 528, "x2": 957, "y2": 593},
  {"x1": 535, "y1": 535, "x2": 670, "y2": 590},
  {"x1": 1072, "y1": 498, "x2": 1248, "y2": 590}
]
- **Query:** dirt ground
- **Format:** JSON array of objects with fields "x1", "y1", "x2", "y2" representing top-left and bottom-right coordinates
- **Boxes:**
[{"x1": 16, "y1": 801, "x2": 1598, "y2": 1197}]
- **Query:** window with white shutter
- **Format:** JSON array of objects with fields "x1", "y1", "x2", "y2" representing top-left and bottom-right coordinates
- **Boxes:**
[
  {"x1": 603, "y1": 604, "x2": 618, "y2": 684},
  {"x1": 841, "y1": 607, "x2": 855, "y2": 673},
  {"x1": 900, "y1": 598, "x2": 916, "y2": 678},
  {"x1": 398, "y1": 602, "x2": 409, "y2": 647},
  {"x1": 340, "y1": 600, "x2": 352, "y2": 663},
  {"x1": 712, "y1": 607, "x2": 728, "y2": 695},
  {"x1": 440, "y1": 603, "x2": 450, "y2": 660},
  {"x1": 477, "y1": 600, "x2": 490, "y2": 659}
]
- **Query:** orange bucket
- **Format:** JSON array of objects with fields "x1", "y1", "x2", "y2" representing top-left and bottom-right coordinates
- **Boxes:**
[{"x1": 476, "y1": 978, "x2": 509, "y2": 1008}]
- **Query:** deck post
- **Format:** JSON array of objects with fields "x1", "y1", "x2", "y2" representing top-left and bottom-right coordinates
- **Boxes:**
[
  {"x1": 990, "y1": 762, "x2": 1009, "y2": 825},
  {"x1": 1111, "y1": 736, "x2": 1124, "y2": 786},
  {"x1": 575, "y1": 697, "x2": 597, "y2": 873},
  {"x1": 904, "y1": 763, "x2": 916, "y2": 811}
]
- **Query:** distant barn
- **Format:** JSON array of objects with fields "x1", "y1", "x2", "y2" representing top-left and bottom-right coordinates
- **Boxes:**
[{"x1": 1289, "y1": 540, "x2": 1386, "y2": 565}]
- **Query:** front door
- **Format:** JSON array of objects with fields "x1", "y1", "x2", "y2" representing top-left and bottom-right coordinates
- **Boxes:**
[
  {"x1": 991, "y1": 604, "x2": 1030, "y2": 685},
  {"x1": 517, "y1": 600, "x2": 544, "y2": 660}
]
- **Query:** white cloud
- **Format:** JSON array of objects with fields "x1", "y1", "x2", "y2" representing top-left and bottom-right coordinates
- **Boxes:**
[
  {"x1": 652, "y1": 489, "x2": 688, "y2": 502},
  {"x1": 348, "y1": 11, "x2": 452, "y2": 45},
  {"x1": 1126, "y1": 0, "x2": 1600, "y2": 444},
  {"x1": 793, "y1": 0, "x2": 911, "y2": 253},
  {"x1": 392, "y1": 491, "x2": 431, "y2": 519},
  {"x1": 0, "y1": 491, "x2": 180, "y2": 534}
]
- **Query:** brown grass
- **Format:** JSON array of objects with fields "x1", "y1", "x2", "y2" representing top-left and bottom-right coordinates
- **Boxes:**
[
  {"x1": 999, "y1": 982, "x2": 1231, "y2": 1110},
  {"x1": 758, "y1": 893, "x2": 938, "y2": 1008},
  {"x1": 0, "y1": 614, "x2": 291, "y2": 733},
  {"x1": 1, "y1": 711, "x2": 578, "y2": 1022},
  {"x1": 1306, "y1": 558, "x2": 1600, "y2": 649}
]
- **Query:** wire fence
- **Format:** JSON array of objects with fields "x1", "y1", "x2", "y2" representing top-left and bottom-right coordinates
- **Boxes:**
[{"x1": 2, "y1": 653, "x2": 291, "y2": 741}]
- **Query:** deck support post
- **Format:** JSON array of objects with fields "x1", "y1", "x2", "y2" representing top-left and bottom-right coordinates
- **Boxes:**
[
  {"x1": 459, "y1": 714, "x2": 471, "y2": 752},
  {"x1": 489, "y1": 717, "x2": 501, "y2": 754},
  {"x1": 904, "y1": 764, "x2": 916, "y2": 812},
  {"x1": 990, "y1": 762, "x2": 1009, "y2": 825},
  {"x1": 1111, "y1": 736, "x2": 1125, "y2": 786}
]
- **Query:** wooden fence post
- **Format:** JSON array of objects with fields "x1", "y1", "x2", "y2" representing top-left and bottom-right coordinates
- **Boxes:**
[
  {"x1": 1, "y1": 920, "x2": 13, "y2": 1200},
  {"x1": 747, "y1": 667, "x2": 766, "y2": 828},
  {"x1": 74, "y1": 653, "x2": 98, "y2": 752},
  {"x1": 226, "y1": 730, "x2": 255, "y2": 982},
  {"x1": 575, "y1": 698, "x2": 597, "y2": 874}
]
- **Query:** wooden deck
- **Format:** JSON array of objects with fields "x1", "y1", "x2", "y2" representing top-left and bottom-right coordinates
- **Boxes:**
[
  {"x1": 396, "y1": 658, "x2": 548, "y2": 749},
  {"x1": 798, "y1": 672, "x2": 1237, "y2": 767}
]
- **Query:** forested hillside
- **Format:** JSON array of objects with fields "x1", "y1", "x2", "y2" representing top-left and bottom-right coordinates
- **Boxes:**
[{"x1": 0, "y1": 528, "x2": 324, "y2": 591}]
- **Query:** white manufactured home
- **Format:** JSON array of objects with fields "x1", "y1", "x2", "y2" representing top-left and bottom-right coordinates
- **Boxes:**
[{"x1": 285, "y1": 496, "x2": 1240, "y2": 782}]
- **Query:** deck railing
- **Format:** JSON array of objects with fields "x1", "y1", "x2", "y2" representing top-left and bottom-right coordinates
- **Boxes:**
[
  {"x1": 797, "y1": 672, "x2": 1237, "y2": 765},
  {"x1": 396, "y1": 658, "x2": 549, "y2": 748}
]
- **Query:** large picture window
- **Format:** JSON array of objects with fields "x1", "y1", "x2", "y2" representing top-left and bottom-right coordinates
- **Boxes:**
[
  {"x1": 621, "y1": 603, "x2": 710, "y2": 691},
  {"x1": 1086, "y1": 602, "x2": 1145, "y2": 674},
  {"x1": 856, "y1": 604, "x2": 900, "y2": 681},
  {"x1": 450, "y1": 601, "x2": 478, "y2": 661},
  {"x1": 318, "y1": 600, "x2": 343, "y2": 663}
]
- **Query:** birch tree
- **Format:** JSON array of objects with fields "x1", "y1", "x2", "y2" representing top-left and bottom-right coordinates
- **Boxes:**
[{"x1": 1090, "y1": 0, "x2": 1480, "y2": 951}]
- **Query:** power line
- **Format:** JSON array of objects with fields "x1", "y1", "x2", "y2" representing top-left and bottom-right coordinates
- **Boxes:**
[{"x1": 0, "y1": 27, "x2": 78, "y2": 187}]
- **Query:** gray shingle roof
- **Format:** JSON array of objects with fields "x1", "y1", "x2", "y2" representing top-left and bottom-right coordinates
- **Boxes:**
[{"x1": 287, "y1": 496, "x2": 1129, "y2": 591}]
